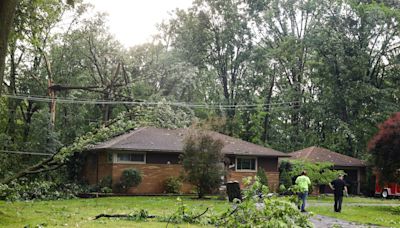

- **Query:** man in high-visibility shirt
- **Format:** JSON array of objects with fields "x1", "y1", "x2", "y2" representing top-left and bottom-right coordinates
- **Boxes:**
[{"x1": 295, "y1": 170, "x2": 311, "y2": 212}]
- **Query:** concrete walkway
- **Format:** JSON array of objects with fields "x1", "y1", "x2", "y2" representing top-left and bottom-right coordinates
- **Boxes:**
[{"x1": 310, "y1": 214, "x2": 381, "y2": 228}]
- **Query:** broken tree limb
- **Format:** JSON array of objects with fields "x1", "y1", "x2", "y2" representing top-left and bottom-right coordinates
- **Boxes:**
[
  {"x1": 94, "y1": 213, "x2": 156, "y2": 220},
  {"x1": 0, "y1": 111, "x2": 137, "y2": 185}
]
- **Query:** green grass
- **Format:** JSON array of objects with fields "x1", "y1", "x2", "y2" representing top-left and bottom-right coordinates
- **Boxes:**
[
  {"x1": 1, "y1": 196, "x2": 399, "y2": 227},
  {"x1": 309, "y1": 195, "x2": 400, "y2": 204},
  {"x1": 309, "y1": 205, "x2": 400, "y2": 227},
  {"x1": 0, "y1": 196, "x2": 229, "y2": 228}
]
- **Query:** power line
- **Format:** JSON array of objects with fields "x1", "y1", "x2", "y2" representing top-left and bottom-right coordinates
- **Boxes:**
[
  {"x1": 2, "y1": 94, "x2": 299, "y2": 109},
  {"x1": 0, "y1": 150, "x2": 53, "y2": 156}
]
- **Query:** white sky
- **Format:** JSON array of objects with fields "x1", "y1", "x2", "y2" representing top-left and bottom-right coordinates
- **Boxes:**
[{"x1": 85, "y1": 0, "x2": 193, "y2": 47}]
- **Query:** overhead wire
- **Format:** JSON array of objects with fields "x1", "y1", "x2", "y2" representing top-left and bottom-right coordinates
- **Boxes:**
[
  {"x1": 1, "y1": 93, "x2": 304, "y2": 109},
  {"x1": 0, "y1": 150, "x2": 52, "y2": 156}
]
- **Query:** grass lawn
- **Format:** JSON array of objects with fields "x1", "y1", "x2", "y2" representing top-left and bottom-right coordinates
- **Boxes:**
[
  {"x1": 0, "y1": 196, "x2": 229, "y2": 228},
  {"x1": 1, "y1": 195, "x2": 399, "y2": 227},
  {"x1": 309, "y1": 195, "x2": 400, "y2": 204},
  {"x1": 308, "y1": 195, "x2": 400, "y2": 227}
]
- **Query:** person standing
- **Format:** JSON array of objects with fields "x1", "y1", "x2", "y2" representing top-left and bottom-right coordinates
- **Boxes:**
[
  {"x1": 329, "y1": 174, "x2": 348, "y2": 212},
  {"x1": 295, "y1": 170, "x2": 311, "y2": 212}
]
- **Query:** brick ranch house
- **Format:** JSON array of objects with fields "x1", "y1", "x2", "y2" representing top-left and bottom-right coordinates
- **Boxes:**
[
  {"x1": 288, "y1": 146, "x2": 367, "y2": 195},
  {"x1": 81, "y1": 127, "x2": 290, "y2": 194}
]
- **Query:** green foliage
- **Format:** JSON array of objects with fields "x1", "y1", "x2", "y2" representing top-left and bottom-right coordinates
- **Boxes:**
[
  {"x1": 164, "y1": 176, "x2": 182, "y2": 194},
  {"x1": 158, "y1": 197, "x2": 211, "y2": 225},
  {"x1": 2, "y1": 0, "x2": 400, "y2": 207},
  {"x1": 279, "y1": 168, "x2": 293, "y2": 190},
  {"x1": 140, "y1": 99, "x2": 196, "y2": 129},
  {"x1": 256, "y1": 167, "x2": 268, "y2": 187},
  {"x1": 0, "y1": 179, "x2": 83, "y2": 201},
  {"x1": 119, "y1": 169, "x2": 142, "y2": 192},
  {"x1": 368, "y1": 112, "x2": 400, "y2": 183},
  {"x1": 88, "y1": 175, "x2": 112, "y2": 193},
  {"x1": 216, "y1": 177, "x2": 312, "y2": 227},
  {"x1": 181, "y1": 130, "x2": 225, "y2": 198},
  {"x1": 278, "y1": 184, "x2": 286, "y2": 194},
  {"x1": 99, "y1": 176, "x2": 112, "y2": 189},
  {"x1": 157, "y1": 178, "x2": 311, "y2": 227},
  {"x1": 280, "y1": 160, "x2": 344, "y2": 187}
]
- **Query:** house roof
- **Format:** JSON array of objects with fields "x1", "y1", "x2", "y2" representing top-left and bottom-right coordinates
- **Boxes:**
[
  {"x1": 90, "y1": 127, "x2": 289, "y2": 157},
  {"x1": 288, "y1": 146, "x2": 366, "y2": 167}
]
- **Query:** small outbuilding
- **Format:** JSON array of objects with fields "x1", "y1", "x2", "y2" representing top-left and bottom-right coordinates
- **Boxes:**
[
  {"x1": 81, "y1": 127, "x2": 290, "y2": 194},
  {"x1": 289, "y1": 146, "x2": 367, "y2": 195}
]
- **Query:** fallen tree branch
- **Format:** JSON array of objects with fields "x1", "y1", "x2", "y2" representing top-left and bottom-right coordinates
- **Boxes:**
[
  {"x1": 0, "y1": 111, "x2": 138, "y2": 185},
  {"x1": 192, "y1": 207, "x2": 209, "y2": 220},
  {"x1": 94, "y1": 213, "x2": 156, "y2": 220}
]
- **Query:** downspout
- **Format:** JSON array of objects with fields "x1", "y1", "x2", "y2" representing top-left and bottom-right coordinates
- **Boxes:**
[
  {"x1": 357, "y1": 167, "x2": 361, "y2": 194},
  {"x1": 96, "y1": 152, "x2": 99, "y2": 184}
]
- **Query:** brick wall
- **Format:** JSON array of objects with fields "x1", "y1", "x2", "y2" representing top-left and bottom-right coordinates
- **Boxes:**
[
  {"x1": 112, "y1": 163, "x2": 193, "y2": 194},
  {"x1": 82, "y1": 152, "x2": 281, "y2": 194},
  {"x1": 227, "y1": 171, "x2": 279, "y2": 192}
]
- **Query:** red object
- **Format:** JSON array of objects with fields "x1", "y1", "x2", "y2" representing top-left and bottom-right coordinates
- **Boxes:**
[{"x1": 375, "y1": 174, "x2": 400, "y2": 197}]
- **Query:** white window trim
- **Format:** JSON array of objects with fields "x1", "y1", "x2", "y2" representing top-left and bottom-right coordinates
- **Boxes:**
[
  {"x1": 114, "y1": 151, "x2": 146, "y2": 164},
  {"x1": 235, "y1": 156, "x2": 257, "y2": 172}
]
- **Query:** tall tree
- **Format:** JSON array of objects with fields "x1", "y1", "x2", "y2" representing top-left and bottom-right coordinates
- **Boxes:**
[
  {"x1": 368, "y1": 112, "x2": 400, "y2": 183},
  {"x1": 170, "y1": 0, "x2": 253, "y2": 134},
  {"x1": 0, "y1": 0, "x2": 18, "y2": 95}
]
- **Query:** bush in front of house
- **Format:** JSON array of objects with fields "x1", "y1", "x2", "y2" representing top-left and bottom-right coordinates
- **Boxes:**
[
  {"x1": 181, "y1": 130, "x2": 225, "y2": 198},
  {"x1": 118, "y1": 169, "x2": 142, "y2": 192},
  {"x1": 88, "y1": 175, "x2": 113, "y2": 193},
  {"x1": 256, "y1": 167, "x2": 268, "y2": 187},
  {"x1": 164, "y1": 176, "x2": 182, "y2": 194}
]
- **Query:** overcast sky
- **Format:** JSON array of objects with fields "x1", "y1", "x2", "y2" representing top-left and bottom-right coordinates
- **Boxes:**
[{"x1": 85, "y1": 0, "x2": 193, "y2": 47}]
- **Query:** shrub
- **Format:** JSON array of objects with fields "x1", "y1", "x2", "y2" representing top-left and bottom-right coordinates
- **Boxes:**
[
  {"x1": 99, "y1": 175, "x2": 112, "y2": 189},
  {"x1": 256, "y1": 167, "x2": 268, "y2": 187},
  {"x1": 278, "y1": 184, "x2": 286, "y2": 194},
  {"x1": 100, "y1": 187, "x2": 113, "y2": 193},
  {"x1": 164, "y1": 177, "x2": 182, "y2": 194},
  {"x1": 181, "y1": 130, "x2": 225, "y2": 198},
  {"x1": 119, "y1": 169, "x2": 142, "y2": 191}
]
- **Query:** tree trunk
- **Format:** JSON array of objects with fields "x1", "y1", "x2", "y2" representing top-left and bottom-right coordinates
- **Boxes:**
[
  {"x1": 0, "y1": 0, "x2": 18, "y2": 95},
  {"x1": 5, "y1": 46, "x2": 17, "y2": 139},
  {"x1": 262, "y1": 70, "x2": 276, "y2": 144}
]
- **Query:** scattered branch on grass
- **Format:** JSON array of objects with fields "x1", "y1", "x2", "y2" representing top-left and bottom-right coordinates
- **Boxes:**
[
  {"x1": 192, "y1": 207, "x2": 209, "y2": 220},
  {"x1": 93, "y1": 213, "x2": 156, "y2": 220}
]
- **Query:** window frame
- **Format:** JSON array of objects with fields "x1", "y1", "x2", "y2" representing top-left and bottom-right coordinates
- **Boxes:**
[
  {"x1": 114, "y1": 151, "x2": 146, "y2": 164},
  {"x1": 235, "y1": 156, "x2": 257, "y2": 172}
]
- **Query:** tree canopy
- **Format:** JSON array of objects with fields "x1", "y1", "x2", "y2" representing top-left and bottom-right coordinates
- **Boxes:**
[
  {"x1": 0, "y1": 0, "x2": 399, "y2": 190},
  {"x1": 368, "y1": 112, "x2": 400, "y2": 183},
  {"x1": 181, "y1": 130, "x2": 225, "y2": 198}
]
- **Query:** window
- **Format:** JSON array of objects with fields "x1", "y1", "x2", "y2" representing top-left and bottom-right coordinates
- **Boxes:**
[
  {"x1": 236, "y1": 157, "x2": 257, "y2": 171},
  {"x1": 116, "y1": 152, "x2": 146, "y2": 164}
]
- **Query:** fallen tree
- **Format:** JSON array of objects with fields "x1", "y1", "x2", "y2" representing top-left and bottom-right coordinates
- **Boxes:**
[
  {"x1": 1, "y1": 111, "x2": 137, "y2": 185},
  {"x1": 1, "y1": 100, "x2": 196, "y2": 186}
]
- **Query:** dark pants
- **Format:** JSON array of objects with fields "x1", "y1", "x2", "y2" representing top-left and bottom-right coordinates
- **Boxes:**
[
  {"x1": 298, "y1": 191, "x2": 308, "y2": 212},
  {"x1": 334, "y1": 194, "x2": 343, "y2": 212}
]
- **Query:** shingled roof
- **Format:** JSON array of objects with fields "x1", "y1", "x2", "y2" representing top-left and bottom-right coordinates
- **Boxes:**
[
  {"x1": 90, "y1": 127, "x2": 289, "y2": 157},
  {"x1": 288, "y1": 146, "x2": 366, "y2": 167}
]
